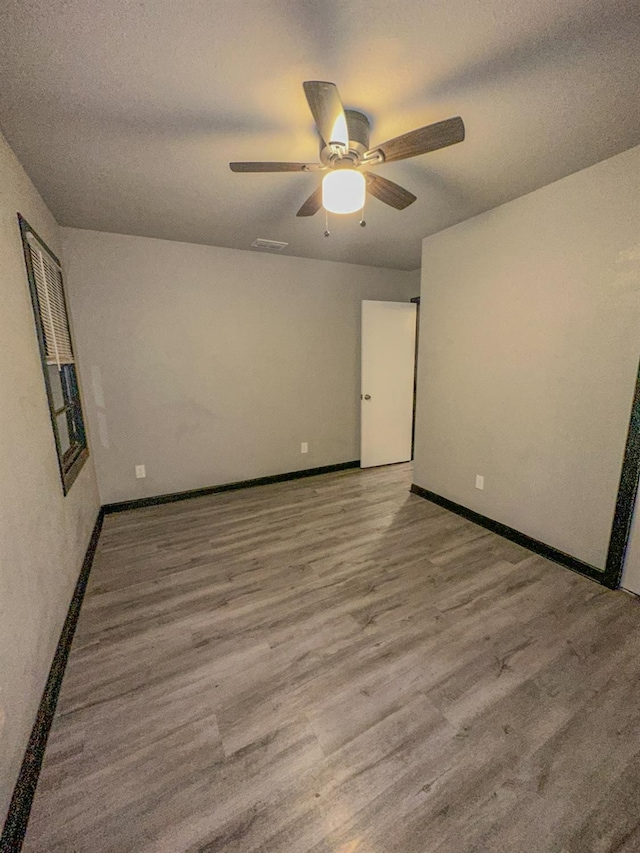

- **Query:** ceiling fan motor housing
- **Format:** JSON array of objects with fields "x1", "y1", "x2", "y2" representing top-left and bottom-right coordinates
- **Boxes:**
[{"x1": 320, "y1": 109, "x2": 371, "y2": 167}]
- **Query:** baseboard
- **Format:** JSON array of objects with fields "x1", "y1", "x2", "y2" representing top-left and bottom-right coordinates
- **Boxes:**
[
  {"x1": 410, "y1": 483, "x2": 615, "y2": 588},
  {"x1": 0, "y1": 508, "x2": 105, "y2": 852},
  {"x1": 103, "y1": 460, "x2": 361, "y2": 514}
]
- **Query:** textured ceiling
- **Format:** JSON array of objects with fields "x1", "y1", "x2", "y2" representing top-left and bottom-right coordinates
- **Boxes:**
[{"x1": 1, "y1": 0, "x2": 639, "y2": 270}]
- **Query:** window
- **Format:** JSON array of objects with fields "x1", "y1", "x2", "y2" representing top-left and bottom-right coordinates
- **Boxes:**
[{"x1": 19, "y1": 215, "x2": 89, "y2": 494}]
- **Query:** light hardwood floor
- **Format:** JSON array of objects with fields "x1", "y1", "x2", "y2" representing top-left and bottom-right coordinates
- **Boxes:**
[{"x1": 23, "y1": 463, "x2": 640, "y2": 852}]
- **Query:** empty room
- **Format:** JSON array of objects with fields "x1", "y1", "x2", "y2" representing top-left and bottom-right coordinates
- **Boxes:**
[{"x1": 1, "y1": 1, "x2": 640, "y2": 851}]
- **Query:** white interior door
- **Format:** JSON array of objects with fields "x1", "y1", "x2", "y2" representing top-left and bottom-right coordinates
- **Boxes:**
[{"x1": 361, "y1": 300, "x2": 417, "y2": 468}]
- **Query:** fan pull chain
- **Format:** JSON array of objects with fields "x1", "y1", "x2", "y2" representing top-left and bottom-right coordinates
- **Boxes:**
[
  {"x1": 359, "y1": 198, "x2": 367, "y2": 227},
  {"x1": 324, "y1": 210, "x2": 330, "y2": 237}
]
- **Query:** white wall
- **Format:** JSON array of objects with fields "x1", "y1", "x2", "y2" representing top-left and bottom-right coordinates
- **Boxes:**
[
  {"x1": 407, "y1": 268, "x2": 421, "y2": 297},
  {"x1": 62, "y1": 229, "x2": 417, "y2": 505},
  {"x1": 414, "y1": 144, "x2": 640, "y2": 570},
  {"x1": 0, "y1": 132, "x2": 100, "y2": 825}
]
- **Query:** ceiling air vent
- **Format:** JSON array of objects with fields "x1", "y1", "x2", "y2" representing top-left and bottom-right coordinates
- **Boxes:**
[{"x1": 251, "y1": 238, "x2": 289, "y2": 252}]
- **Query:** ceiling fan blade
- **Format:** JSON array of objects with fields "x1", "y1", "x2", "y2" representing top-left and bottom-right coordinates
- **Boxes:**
[
  {"x1": 364, "y1": 172, "x2": 417, "y2": 210},
  {"x1": 367, "y1": 116, "x2": 465, "y2": 163},
  {"x1": 303, "y1": 81, "x2": 349, "y2": 148},
  {"x1": 230, "y1": 162, "x2": 324, "y2": 172},
  {"x1": 296, "y1": 185, "x2": 323, "y2": 217}
]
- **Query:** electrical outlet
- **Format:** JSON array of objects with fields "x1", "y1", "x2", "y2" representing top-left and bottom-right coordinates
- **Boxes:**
[
  {"x1": 135, "y1": 464, "x2": 146, "y2": 479},
  {"x1": 475, "y1": 474, "x2": 484, "y2": 490},
  {"x1": 301, "y1": 442, "x2": 308, "y2": 454}
]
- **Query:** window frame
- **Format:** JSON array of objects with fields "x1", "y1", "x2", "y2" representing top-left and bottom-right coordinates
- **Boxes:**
[{"x1": 18, "y1": 214, "x2": 89, "y2": 494}]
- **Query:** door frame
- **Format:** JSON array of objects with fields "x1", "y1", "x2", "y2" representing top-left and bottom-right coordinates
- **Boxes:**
[
  {"x1": 410, "y1": 296, "x2": 421, "y2": 459},
  {"x1": 603, "y1": 357, "x2": 640, "y2": 588}
]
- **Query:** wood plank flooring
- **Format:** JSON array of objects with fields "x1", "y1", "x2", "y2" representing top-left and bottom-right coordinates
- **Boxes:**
[{"x1": 23, "y1": 463, "x2": 640, "y2": 852}]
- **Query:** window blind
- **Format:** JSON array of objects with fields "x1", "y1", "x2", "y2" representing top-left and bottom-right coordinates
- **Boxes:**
[{"x1": 26, "y1": 233, "x2": 74, "y2": 366}]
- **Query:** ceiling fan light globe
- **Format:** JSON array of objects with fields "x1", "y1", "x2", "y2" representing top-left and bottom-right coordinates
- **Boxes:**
[{"x1": 322, "y1": 170, "x2": 366, "y2": 215}]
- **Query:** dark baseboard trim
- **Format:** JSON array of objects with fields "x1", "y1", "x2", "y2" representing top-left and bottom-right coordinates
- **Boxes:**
[
  {"x1": 410, "y1": 484, "x2": 615, "y2": 589},
  {"x1": 103, "y1": 460, "x2": 361, "y2": 514},
  {"x1": 1, "y1": 508, "x2": 105, "y2": 853}
]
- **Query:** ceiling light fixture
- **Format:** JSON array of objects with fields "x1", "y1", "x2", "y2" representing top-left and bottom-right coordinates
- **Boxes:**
[
  {"x1": 322, "y1": 168, "x2": 366, "y2": 215},
  {"x1": 230, "y1": 81, "x2": 465, "y2": 227}
]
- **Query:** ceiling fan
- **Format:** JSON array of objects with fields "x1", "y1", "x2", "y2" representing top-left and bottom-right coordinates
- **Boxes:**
[{"x1": 230, "y1": 81, "x2": 465, "y2": 221}]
